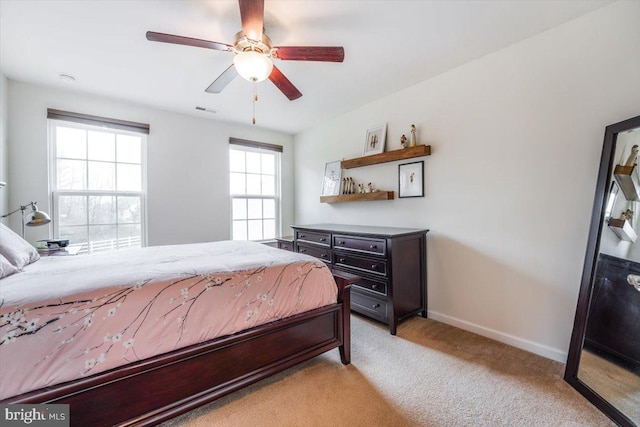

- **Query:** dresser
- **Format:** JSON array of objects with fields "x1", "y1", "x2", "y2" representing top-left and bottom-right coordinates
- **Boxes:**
[
  {"x1": 291, "y1": 224, "x2": 428, "y2": 334},
  {"x1": 585, "y1": 253, "x2": 640, "y2": 368}
]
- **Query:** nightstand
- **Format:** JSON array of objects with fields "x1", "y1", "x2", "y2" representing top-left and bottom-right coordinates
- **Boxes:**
[{"x1": 276, "y1": 236, "x2": 295, "y2": 251}]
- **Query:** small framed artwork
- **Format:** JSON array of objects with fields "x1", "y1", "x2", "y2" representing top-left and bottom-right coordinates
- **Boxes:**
[
  {"x1": 363, "y1": 124, "x2": 387, "y2": 156},
  {"x1": 321, "y1": 161, "x2": 342, "y2": 196},
  {"x1": 398, "y1": 161, "x2": 424, "y2": 198},
  {"x1": 604, "y1": 180, "x2": 619, "y2": 221}
]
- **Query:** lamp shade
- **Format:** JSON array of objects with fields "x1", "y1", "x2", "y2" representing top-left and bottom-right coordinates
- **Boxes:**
[
  {"x1": 233, "y1": 50, "x2": 273, "y2": 82},
  {"x1": 25, "y1": 203, "x2": 51, "y2": 227},
  {"x1": 26, "y1": 210, "x2": 51, "y2": 226}
]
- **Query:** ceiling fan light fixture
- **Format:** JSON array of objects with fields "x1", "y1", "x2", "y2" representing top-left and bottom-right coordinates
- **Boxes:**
[{"x1": 233, "y1": 50, "x2": 273, "y2": 82}]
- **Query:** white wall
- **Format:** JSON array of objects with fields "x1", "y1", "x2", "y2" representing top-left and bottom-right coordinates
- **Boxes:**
[
  {"x1": 293, "y1": 1, "x2": 640, "y2": 361},
  {"x1": 6, "y1": 81, "x2": 294, "y2": 245},
  {"x1": 0, "y1": 74, "x2": 8, "y2": 220}
]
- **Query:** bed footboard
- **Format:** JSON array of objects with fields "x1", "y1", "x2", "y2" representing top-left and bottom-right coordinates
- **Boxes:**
[{"x1": 4, "y1": 274, "x2": 353, "y2": 427}]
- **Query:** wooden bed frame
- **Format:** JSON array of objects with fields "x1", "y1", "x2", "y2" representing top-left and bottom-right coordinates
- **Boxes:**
[{"x1": 3, "y1": 272, "x2": 355, "y2": 427}]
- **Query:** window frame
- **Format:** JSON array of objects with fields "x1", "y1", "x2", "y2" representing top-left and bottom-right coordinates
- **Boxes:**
[
  {"x1": 229, "y1": 142, "x2": 282, "y2": 242},
  {"x1": 48, "y1": 118, "x2": 148, "y2": 253}
]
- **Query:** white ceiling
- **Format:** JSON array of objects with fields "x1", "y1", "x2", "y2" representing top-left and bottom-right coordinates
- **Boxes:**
[{"x1": 0, "y1": 0, "x2": 611, "y2": 134}]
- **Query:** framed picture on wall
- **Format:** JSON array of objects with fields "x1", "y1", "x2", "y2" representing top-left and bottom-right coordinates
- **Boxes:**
[
  {"x1": 398, "y1": 161, "x2": 424, "y2": 198},
  {"x1": 321, "y1": 161, "x2": 342, "y2": 196},
  {"x1": 363, "y1": 124, "x2": 387, "y2": 156}
]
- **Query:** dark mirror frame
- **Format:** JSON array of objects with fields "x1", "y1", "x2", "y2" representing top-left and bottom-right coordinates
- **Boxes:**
[{"x1": 565, "y1": 114, "x2": 640, "y2": 427}]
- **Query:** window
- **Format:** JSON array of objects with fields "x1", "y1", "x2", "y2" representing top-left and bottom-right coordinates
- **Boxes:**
[
  {"x1": 229, "y1": 139, "x2": 281, "y2": 241},
  {"x1": 48, "y1": 110, "x2": 148, "y2": 254}
]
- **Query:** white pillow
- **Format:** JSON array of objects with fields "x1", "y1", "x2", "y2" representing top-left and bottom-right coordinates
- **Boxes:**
[
  {"x1": 0, "y1": 253, "x2": 20, "y2": 279},
  {"x1": 0, "y1": 223, "x2": 40, "y2": 269}
]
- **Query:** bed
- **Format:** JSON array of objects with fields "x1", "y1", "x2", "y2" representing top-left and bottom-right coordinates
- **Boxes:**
[{"x1": 0, "y1": 234, "x2": 353, "y2": 426}]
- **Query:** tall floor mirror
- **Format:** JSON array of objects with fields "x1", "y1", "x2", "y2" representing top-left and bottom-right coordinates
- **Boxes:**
[{"x1": 566, "y1": 115, "x2": 640, "y2": 427}]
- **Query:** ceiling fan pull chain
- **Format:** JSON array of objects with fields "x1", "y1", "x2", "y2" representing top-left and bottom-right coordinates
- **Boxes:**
[{"x1": 252, "y1": 79, "x2": 257, "y2": 125}]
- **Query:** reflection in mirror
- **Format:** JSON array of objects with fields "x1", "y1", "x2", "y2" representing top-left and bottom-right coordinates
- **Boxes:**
[
  {"x1": 566, "y1": 116, "x2": 640, "y2": 427},
  {"x1": 604, "y1": 182, "x2": 619, "y2": 222}
]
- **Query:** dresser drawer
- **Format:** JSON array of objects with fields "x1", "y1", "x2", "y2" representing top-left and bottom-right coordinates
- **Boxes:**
[
  {"x1": 296, "y1": 230, "x2": 331, "y2": 246},
  {"x1": 352, "y1": 277, "x2": 387, "y2": 296},
  {"x1": 297, "y1": 243, "x2": 331, "y2": 263},
  {"x1": 333, "y1": 235, "x2": 386, "y2": 256},
  {"x1": 334, "y1": 252, "x2": 387, "y2": 276},
  {"x1": 351, "y1": 290, "x2": 388, "y2": 321}
]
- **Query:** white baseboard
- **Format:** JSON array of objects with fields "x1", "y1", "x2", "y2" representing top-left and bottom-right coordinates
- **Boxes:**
[{"x1": 427, "y1": 310, "x2": 568, "y2": 363}]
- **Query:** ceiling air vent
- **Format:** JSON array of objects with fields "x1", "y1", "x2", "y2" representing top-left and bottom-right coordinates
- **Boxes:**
[{"x1": 195, "y1": 106, "x2": 216, "y2": 114}]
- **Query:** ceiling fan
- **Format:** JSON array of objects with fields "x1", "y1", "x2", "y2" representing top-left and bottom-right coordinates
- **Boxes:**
[{"x1": 146, "y1": 0, "x2": 344, "y2": 101}]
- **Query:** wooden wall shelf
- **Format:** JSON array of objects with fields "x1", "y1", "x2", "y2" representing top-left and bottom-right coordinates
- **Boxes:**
[
  {"x1": 608, "y1": 218, "x2": 638, "y2": 243},
  {"x1": 341, "y1": 145, "x2": 431, "y2": 169},
  {"x1": 613, "y1": 164, "x2": 640, "y2": 201},
  {"x1": 320, "y1": 191, "x2": 394, "y2": 204}
]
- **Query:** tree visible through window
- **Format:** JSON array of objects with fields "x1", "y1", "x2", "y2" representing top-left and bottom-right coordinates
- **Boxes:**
[
  {"x1": 49, "y1": 118, "x2": 147, "y2": 254},
  {"x1": 229, "y1": 140, "x2": 281, "y2": 241}
]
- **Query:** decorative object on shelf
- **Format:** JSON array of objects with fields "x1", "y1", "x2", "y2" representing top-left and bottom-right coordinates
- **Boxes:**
[
  {"x1": 321, "y1": 161, "x2": 342, "y2": 196},
  {"x1": 398, "y1": 161, "x2": 424, "y2": 198},
  {"x1": 1, "y1": 201, "x2": 51, "y2": 238},
  {"x1": 363, "y1": 124, "x2": 387, "y2": 156},
  {"x1": 341, "y1": 177, "x2": 356, "y2": 194},
  {"x1": 604, "y1": 181, "x2": 619, "y2": 221},
  {"x1": 625, "y1": 144, "x2": 639, "y2": 166},
  {"x1": 400, "y1": 135, "x2": 407, "y2": 148},
  {"x1": 409, "y1": 124, "x2": 417, "y2": 147},
  {"x1": 367, "y1": 182, "x2": 378, "y2": 193}
]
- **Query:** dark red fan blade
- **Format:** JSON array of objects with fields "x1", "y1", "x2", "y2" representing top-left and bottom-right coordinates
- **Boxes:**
[
  {"x1": 273, "y1": 46, "x2": 344, "y2": 62},
  {"x1": 146, "y1": 31, "x2": 233, "y2": 52},
  {"x1": 239, "y1": 0, "x2": 264, "y2": 41},
  {"x1": 205, "y1": 64, "x2": 238, "y2": 93},
  {"x1": 269, "y1": 65, "x2": 302, "y2": 101}
]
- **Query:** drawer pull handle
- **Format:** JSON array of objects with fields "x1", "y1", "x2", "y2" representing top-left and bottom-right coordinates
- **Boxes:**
[
  {"x1": 300, "y1": 234, "x2": 306, "y2": 238},
  {"x1": 300, "y1": 249, "x2": 307, "y2": 253},
  {"x1": 338, "y1": 241, "x2": 345, "y2": 245},
  {"x1": 372, "y1": 284, "x2": 378, "y2": 290},
  {"x1": 372, "y1": 303, "x2": 380, "y2": 309},
  {"x1": 371, "y1": 264, "x2": 377, "y2": 270},
  {"x1": 339, "y1": 258, "x2": 346, "y2": 263},
  {"x1": 369, "y1": 244, "x2": 377, "y2": 249},
  {"x1": 320, "y1": 253, "x2": 327, "y2": 258},
  {"x1": 320, "y1": 237, "x2": 327, "y2": 242}
]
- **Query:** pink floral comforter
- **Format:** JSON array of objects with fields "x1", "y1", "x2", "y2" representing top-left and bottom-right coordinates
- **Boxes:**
[{"x1": 0, "y1": 241, "x2": 337, "y2": 400}]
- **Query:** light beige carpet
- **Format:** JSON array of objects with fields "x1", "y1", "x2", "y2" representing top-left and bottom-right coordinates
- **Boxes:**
[{"x1": 161, "y1": 315, "x2": 614, "y2": 427}]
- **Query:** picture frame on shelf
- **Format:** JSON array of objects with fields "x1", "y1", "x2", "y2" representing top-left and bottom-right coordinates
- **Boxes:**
[
  {"x1": 363, "y1": 124, "x2": 387, "y2": 156},
  {"x1": 604, "y1": 180, "x2": 619, "y2": 221},
  {"x1": 398, "y1": 161, "x2": 424, "y2": 198},
  {"x1": 321, "y1": 161, "x2": 342, "y2": 196}
]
